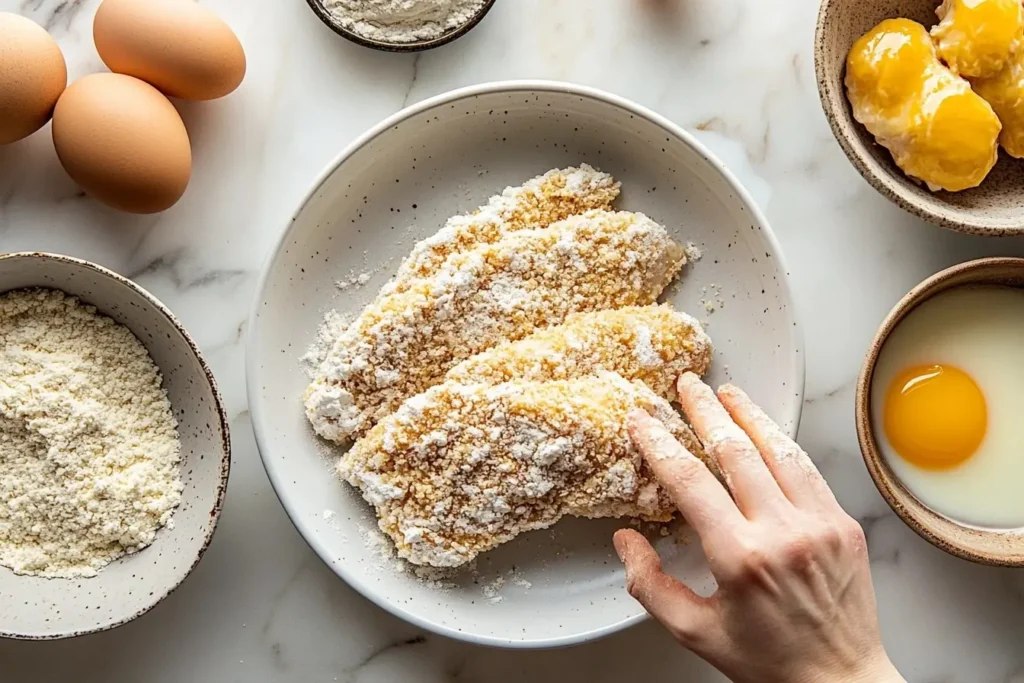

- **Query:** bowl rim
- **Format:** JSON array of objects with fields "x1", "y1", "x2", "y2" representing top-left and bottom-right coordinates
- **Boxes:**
[
  {"x1": 246, "y1": 79, "x2": 806, "y2": 648},
  {"x1": 855, "y1": 256, "x2": 1024, "y2": 567},
  {"x1": 812, "y1": 0, "x2": 1024, "y2": 236},
  {"x1": 0, "y1": 251, "x2": 232, "y2": 640},
  {"x1": 303, "y1": 0, "x2": 497, "y2": 53}
]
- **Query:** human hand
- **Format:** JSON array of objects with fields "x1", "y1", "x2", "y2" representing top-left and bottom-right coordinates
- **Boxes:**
[{"x1": 615, "y1": 373, "x2": 904, "y2": 683}]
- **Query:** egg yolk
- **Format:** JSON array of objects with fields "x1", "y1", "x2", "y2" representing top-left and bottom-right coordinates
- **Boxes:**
[{"x1": 884, "y1": 364, "x2": 987, "y2": 470}]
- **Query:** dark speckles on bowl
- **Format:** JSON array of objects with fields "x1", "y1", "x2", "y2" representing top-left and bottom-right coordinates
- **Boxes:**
[
  {"x1": 304, "y1": 0, "x2": 497, "y2": 53},
  {"x1": 0, "y1": 253, "x2": 231, "y2": 640},
  {"x1": 815, "y1": 0, "x2": 1024, "y2": 234}
]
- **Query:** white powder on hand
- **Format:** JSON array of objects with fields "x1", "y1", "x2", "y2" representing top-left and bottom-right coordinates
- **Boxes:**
[
  {"x1": 0, "y1": 289, "x2": 183, "y2": 578},
  {"x1": 323, "y1": 0, "x2": 487, "y2": 43}
]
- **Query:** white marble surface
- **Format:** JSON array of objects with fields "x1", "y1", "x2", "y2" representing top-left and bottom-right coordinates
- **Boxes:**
[{"x1": 3, "y1": 0, "x2": 1024, "y2": 680}]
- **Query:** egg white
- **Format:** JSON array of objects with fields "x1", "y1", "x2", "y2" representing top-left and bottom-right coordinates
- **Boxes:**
[{"x1": 871, "y1": 285, "x2": 1024, "y2": 529}]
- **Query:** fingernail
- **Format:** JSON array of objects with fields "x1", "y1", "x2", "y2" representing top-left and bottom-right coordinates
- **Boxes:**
[
  {"x1": 612, "y1": 531, "x2": 629, "y2": 563},
  {"x1": 626, "y1": 408, "x2": 650, "y2": 428},
  {"x1": 677, "y1": 371, "x2": 701, "y2": 390},
  {"x1": 717, "y1": 383, "x2": 743, "y2": 399}
]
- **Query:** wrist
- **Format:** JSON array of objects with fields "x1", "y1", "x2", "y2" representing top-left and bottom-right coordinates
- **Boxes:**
[
  {"x1": 836, "y1": 654, "x2": 904, "y2": 683},
  {"x1": 790, "y1": 652, "x2": 904, "y2": 683}
]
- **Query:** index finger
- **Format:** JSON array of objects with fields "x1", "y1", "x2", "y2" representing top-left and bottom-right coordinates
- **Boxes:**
[{"x1": 627, "y1": 409, "x2": 744, "y2": 540}]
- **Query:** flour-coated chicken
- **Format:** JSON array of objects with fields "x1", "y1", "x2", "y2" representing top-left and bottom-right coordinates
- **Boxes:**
[
  {"x1": 339, "y1": 372, "x2": 710, "y2": 567},
  {"x1": 305, "y1": 210, "x2": 685, "y2": 443},
  {"x1": 445, "y1": 304, "x2": 712, "y2": 400}
]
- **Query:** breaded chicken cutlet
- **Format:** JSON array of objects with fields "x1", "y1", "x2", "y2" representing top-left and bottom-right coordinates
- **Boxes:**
[
  {"x1": 445, "y1": 304, "x2": 711, "y2": 399},
  {"x1": 305, "y1": 210, "x2": 686, "y2": 443},
  {"x1": 380, "y1": 165, "x2": 620, "y2": 297},
  {"x1": 339, "y1": 372, "x2": 709, "y2": 568}
]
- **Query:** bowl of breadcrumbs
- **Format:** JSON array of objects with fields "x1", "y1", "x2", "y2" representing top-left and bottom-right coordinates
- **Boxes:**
[{"x1": 0, "y1": 252, "x2": 230, "y2": 640}]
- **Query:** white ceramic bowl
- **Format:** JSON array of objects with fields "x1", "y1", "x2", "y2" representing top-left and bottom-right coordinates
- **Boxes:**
[
  {"x1": 0, "y1": 253, "x2": 230, "y2": 640},
  {"x1": 247, "y1": 82, "x2": 804, "y2": 648}
]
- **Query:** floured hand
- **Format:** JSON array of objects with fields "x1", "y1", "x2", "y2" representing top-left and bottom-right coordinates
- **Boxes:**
[{"x1": 614, "y1": 372, "x2": 905, "y2": 683}]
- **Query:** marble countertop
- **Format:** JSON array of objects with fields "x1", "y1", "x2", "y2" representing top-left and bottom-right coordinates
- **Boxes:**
[{"x1": 4, "y1": 0, "x2": 1024, "y2": 680}]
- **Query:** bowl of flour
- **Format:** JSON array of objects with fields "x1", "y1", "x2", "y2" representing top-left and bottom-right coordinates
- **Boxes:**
[
  {"x1": 0, "y1": 252, "x2": 230, "y2": 640},
  {"x1": 308, "y1": 0, "x2": 497, "y2": 52}
]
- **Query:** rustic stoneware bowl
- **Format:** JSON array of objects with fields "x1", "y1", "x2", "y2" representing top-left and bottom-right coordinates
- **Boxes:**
[
  {"x1": 305, "y1": 0, "x2": 496, "y2": 53},
  {"x1": 856, "y1": 257, "x2": 1024, "y2": 566},
  {"x1": 815, "y1": 0, "x2": 1024, "y2": 234},
  {"x1": 0, "y1": 252, "x2": 231, "y2": 639},
  {"x1": 248, "y1": 81, "x2": 805, "y2": 648}
]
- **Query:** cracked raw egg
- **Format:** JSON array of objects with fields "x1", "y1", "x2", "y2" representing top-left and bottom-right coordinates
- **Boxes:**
[
  {"x1": 883, "y1": 364, "x2": 987, "y2": 470},
  {"x1": 872, "y1": 286, "x2": 1024, "y2": 528}
]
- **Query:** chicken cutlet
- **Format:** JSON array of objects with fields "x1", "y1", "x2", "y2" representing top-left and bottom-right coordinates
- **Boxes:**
[
  {"x1": 445, "y1": 304, "x2": 711, "y2": 399},
  {"x1": 305, "y1": 210, "x2": 686, "y2": 443},
  {"x1": 339, "y1": 372, "x2": 709, "y2": 568},
  {"x1": 379, "y1": 165, "x2": 620, "y2": 297}
]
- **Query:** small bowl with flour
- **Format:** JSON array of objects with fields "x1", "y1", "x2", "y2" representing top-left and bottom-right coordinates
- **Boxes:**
[
  {"x1": 0, "y1": 252, "x2": 230, "y2": 640},
  {"x1": 307, "y1": 0, "x2": 497, "y2": 52}
]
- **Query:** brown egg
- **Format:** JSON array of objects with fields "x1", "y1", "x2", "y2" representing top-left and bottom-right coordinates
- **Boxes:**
[
  {"x1": 0, "y1": 13, "x2": 67, "y2": 145},
  {"x1": 52, "y1": 73, "x2": 191, "y2": 214},
  {"x1": 93, "y1": 0, "x2": 245, "y2": 101}
]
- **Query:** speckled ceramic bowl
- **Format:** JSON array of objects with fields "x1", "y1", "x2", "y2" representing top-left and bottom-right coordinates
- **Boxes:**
[
  {"x1": 856, "y1": 258, "x2": 1024, "y2": 566},
  {"x1": 305, "y1": 0, "x2": 497, "y2": 52},
  {"x1": 248, "y1": 81, "x2": 805, "y2": 648},
  {"x1": 0, "y1": 253, "x2": 230, "y2": 640},
  {"x1": 815, "y1": 0, "x2": 1024, "y2": 234}
]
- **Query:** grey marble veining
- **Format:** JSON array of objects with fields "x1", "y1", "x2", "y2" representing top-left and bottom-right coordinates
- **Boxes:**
[{"x1": 3, "y1": 0, "x2": 1024, "y2": 680}]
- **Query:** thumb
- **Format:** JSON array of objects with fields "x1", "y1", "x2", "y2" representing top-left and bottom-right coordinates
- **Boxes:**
[{"x1": 614, "y1": 529, "x2": 719, "y2": 649}]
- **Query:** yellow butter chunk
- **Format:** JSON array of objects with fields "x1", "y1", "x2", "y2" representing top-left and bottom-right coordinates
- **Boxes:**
[
  {"x1": 846, "y1": 18, "x2": 1001, "y2": 192},
  {"x1": 932, "y1": 0, "x2": 1024, "y2": 79},
  {"x1": 974, "y1": 51, "x2": 1024, "y2": 158}
]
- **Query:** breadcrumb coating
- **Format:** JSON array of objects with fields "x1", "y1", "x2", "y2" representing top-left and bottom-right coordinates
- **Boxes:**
[
  {"x1": 445, "y1": 304, "x2": 711, "y2": 399},
  {"x1": 380, "y1": 165, "x2": 620, "y2": 297},
  {"x1": 339, "y1": 372, "x2": 709, "y2": 567},
  {"x1": 305, "y1": 210, "x2": 686, "y2": 443}
]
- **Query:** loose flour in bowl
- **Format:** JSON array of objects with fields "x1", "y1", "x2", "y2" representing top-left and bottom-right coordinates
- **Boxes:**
[
  {"x1": 322, "y1": 0, "x2": 487, "y2": 44},
  {"x1": 0, "y1": 288, "x2": 183, "y2": 578}
]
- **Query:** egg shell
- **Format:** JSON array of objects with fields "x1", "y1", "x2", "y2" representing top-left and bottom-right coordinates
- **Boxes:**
[
  {"x1": 52, "y1": 73, "x2": 192, "y2": 214},
  {"x1": 93, "y1": 0, "x2": 245, "y2": 101},
  {"x1": 0, "y1": 13, "x2": 67, "y2": 145}
]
